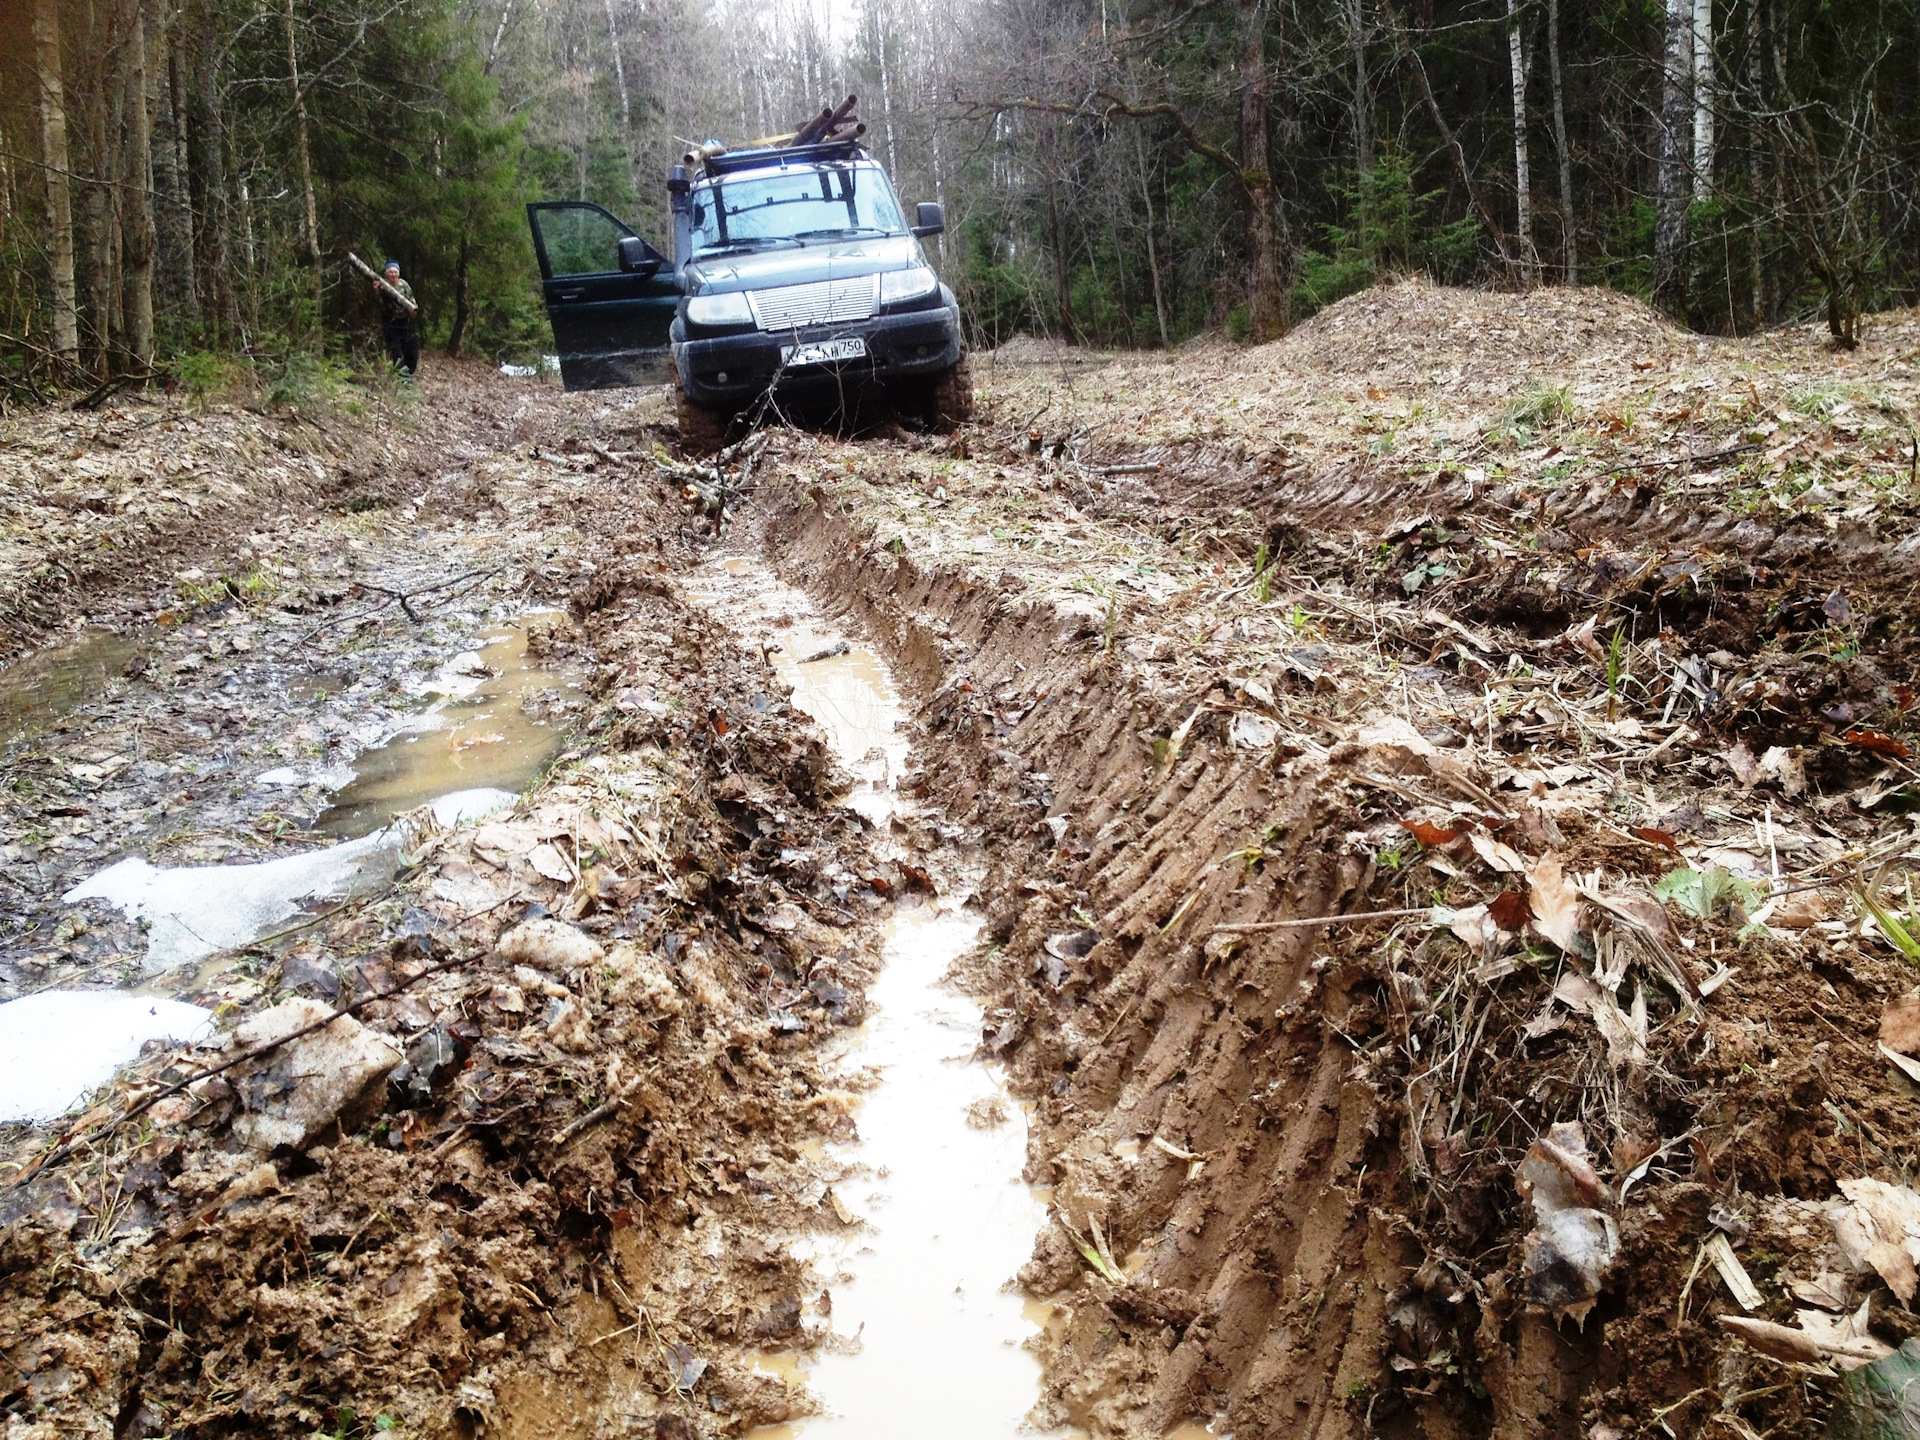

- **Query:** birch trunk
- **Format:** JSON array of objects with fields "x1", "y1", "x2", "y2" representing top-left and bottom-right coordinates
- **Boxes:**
[
  {"x1": 1692, "y1": 0, "x2": 1714, "y2": 198},
  {"x1": 123, "y1": 0, "x2": 157, "y2": 368},
  {"x1": 602, "y1": 0, "x2": 633, "y2": 186},
  {"x1": 1507, "y1": 0, "x2": 1535, "y2": 283},
  {"x1": 83, "y1": 0, "x2": 120, "y2": 376},
  {"x1": 282, "y1": 0, "x2": 322, "y2": 322},
  {"x1": 151, "y1": 6, "x2": 199, "y2": 323},
  {"x1": 32, "y1": 0, "x2": 79, "y2": 361},
  {"x1": 877, "y1": 8, "x2": 898, "y2": 175},
  {"x1": 1653, "y1": 0, "x2": 1692, "y2": 313},
  {"x1": 1350, "y1": 0, "x2": 1370, "y2": 181},
  {"x1": 1547, "y1": 0, "x2": 1576, "y2": 282}
]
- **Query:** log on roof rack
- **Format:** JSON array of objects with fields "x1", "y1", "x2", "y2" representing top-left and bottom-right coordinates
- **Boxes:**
[{"x1": 682, "y1": 96, "x2": 865, "y2": 171}]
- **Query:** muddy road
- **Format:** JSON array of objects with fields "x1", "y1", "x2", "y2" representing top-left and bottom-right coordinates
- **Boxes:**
[{"x1": 7, "y1": 283, "x2": 1920, "y2": 1440}]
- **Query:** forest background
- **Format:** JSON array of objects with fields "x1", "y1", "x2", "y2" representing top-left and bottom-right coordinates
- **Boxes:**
[{"x1": 1, "y1": 0, "x2": 1916, "y2": 398}]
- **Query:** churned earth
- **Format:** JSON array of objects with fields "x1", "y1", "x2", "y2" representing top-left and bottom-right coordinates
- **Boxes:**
[{"x1": 7, "y1": 281, "x2": 1920, "y2": 1440}]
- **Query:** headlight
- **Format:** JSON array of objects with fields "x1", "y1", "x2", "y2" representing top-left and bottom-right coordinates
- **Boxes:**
[
  {"x1": 685, "y1": 291, "x2": 753, "y2": 327},
  {"x1": 880, "y1": 266, "x2": 940, "y2": 306}
]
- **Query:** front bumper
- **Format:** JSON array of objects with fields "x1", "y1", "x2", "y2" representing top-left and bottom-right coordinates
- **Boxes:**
[{"x1": 672, "y1": 304, "x2": 962, "y2": 408}]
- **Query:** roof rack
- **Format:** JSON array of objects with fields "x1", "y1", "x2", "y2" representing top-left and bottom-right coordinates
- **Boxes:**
[
  {"x1": 700, "y1": 139, "x2": 867, "y2": 176},
  {"x1": 680, "y1": 95, "x2": 867, "y2": 176}
]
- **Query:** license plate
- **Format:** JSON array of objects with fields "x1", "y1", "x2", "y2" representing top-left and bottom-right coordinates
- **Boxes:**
[{"x1": 780, "y1": 337, "x2": 867, "y2": 367}]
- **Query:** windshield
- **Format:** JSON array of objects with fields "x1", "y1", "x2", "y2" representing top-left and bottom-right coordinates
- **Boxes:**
[{"x1": 690, "y1": 165, "x2": 905, "y2": 254}]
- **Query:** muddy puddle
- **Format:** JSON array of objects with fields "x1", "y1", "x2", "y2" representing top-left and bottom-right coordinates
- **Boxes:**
[
  {"x1": 48, "y1": 613, "x2": 584, "y2": 977},
  {"x1": 316, "y1": 619, "x2": 580, "y2": 837},
  {"x1": 684, "y1": 555, "x2": 1055, "y2": 1439},
  {"x1": 0, "y1": 629, "x2": 141, "y2": 746}
]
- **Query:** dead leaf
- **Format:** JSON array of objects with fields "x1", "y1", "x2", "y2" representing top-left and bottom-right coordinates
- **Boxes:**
[
  {"x1": 1445, "y1": 903, "x2": 1500, "y2": 950},
  {"x1": 1488, "y1": 889, "x2": 1533, "y2": 933},
  {"x1": 1563, "y1": 616, "x2": 1604, "y2": 662},
  {"x1": 1526, "y1": 854, "x2": 1583, "y2": 951},
  {"x1": 1881, "y1": 995, "x2": 1920, "y2": 1057},
  {"x1": 1772, "y1": 890, "x2": 1828, "y2": 928},
  {"x1": 1844, "y1": 728, "x2": 1913, "y2": 760},
  {"x1": 1401, "y1": 818, "x2": 1462, "y2": 846},
  {"x1": 1629, "y1": 826, "x2": 1682, "y2": 855},
  {"x1": 527, "y1": 842, "x2": 577, "y2": 883},
  {"x1": 1726, "y1": 741, "x2": 1762, "y2": 787},
  {"x1": 1718, "y1": 1315, "x2": 1822, "y2": 1365},
  {"x1": 1831, "y1": 1178, "x2": 1920, "y2": 1302},
  {"x1": 1795, "y1": 1299, "x2": 1893, "y2": 1371},
  {"x1": 1468, "y1": 831, "x2": 1527, "y2": 873}
]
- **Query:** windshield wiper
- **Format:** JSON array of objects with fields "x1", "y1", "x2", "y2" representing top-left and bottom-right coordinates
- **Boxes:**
[
  {"x1": 696, "y1": 237, "x2": 801, "y2": 256},
  {"x1": 790, "y1": 227, "x2": 892, "y2": 241}
]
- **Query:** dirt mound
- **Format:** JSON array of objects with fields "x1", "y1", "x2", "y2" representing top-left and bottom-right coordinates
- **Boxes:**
[{"x1": 1270, "y1": 278, "x2": 1685, "y2": 396}]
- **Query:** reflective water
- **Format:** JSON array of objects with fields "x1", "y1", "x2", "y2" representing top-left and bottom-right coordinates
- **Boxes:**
[
  {"x1": 318, "y1": 622, "x2": 580, "y2": 837},
  {"x1": 686, "y1": 555, "x2": 1051, "y2": 1440},
  {"x1": 0, "y1": 630, "x2": 140, "y2": 745}
]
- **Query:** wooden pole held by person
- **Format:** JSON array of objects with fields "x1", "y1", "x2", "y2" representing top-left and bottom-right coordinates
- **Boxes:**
[{"x1": 348, "y1": 251, "x2": 418, "y2": 313}]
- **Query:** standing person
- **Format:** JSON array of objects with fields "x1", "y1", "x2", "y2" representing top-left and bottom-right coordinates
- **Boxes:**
[{"x1": 375, "y1": 259, "x2": 420, "y2": 377}]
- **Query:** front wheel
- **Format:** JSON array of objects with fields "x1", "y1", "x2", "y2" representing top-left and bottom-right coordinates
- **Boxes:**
[
  {"x1": 922, "y1": 352, "x2": 974, "y2": 433},
  {"x1": 675, "y1": 382, "x2": 731, "y2": 455}
]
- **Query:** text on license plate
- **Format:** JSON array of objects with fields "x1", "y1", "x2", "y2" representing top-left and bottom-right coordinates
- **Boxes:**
[{"x1": 780, "y1": 337, "x2": 867, "y2": 367}]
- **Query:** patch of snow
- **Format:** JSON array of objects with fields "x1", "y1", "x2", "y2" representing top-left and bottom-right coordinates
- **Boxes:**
[
  {"x1": 0, "y1": 991, "x2": 213, "y2": 1122},
  {"x1": 429, "y1": 787, "x2": 517, "y2": 825},
  {"x1": 65, "y1": 831, "x2": 401, "y2": 970}
]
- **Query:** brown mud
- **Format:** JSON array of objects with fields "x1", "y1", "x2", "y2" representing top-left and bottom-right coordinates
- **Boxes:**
[{"x1": 8, "y1": 281, "x2": 1920, "y2": 1440}]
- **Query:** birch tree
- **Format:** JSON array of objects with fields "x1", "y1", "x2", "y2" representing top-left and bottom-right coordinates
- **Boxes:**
[
  {"x1": 1506, "y1": 0, "x2": 1534, "y2": 283},
  {"x1": 31, "y1": 0, "x2": 79, "y2": 362}
]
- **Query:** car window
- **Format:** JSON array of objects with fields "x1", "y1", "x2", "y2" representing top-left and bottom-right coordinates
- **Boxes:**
[
  {"x1": 537, "y1": 206, "x2": 629, "y2": 277},
  {"x1": 690, "y1": 166, "x2": 905, "y2": 252}
]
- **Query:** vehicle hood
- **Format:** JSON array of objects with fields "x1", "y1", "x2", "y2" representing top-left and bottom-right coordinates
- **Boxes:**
[{"x1": 686, "y1": 235, "x2": 924, "y2": 294}]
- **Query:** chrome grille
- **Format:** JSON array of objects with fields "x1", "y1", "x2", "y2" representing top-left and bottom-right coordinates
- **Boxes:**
[{"x1": 747, "y1": 276, "x2": 879, "y2": 332}]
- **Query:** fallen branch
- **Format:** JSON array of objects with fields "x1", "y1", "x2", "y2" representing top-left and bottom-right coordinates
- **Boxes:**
[
  {"x1": 551, "y1": 1096, "x2": 626, "y2": 1147},
  {"x1": 1600, "y1": 442, "x2": 1760, "y2": 477},
  {"x1": 354, "y1": 563, "x2": 508, "y2": 622}
]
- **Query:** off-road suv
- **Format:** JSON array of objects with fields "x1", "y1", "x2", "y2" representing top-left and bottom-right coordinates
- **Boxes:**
[{"x1": 526, "y1": 137, "x2": 971, "y2": 451}]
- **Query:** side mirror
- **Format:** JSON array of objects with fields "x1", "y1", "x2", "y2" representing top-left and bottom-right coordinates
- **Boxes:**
[
  {"x1": 618, "y1": 236, "x2": 662, "y2": 277},
  {"x1": 911, "y1": 201, "x2": 945, "y2": 238}
]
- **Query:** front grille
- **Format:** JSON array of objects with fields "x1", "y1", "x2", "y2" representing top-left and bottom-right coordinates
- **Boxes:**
[{"x1": 746, "y1": 276, "x2": 879, "y2": 332}]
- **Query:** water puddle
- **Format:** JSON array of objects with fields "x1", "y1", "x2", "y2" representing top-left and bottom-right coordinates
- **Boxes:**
[
  {"x1": 59, "y1": 619, "x2": 580, "y2": 973},
  {"x1": 0, "y1": 630, "x2": 140, "y2": 746},
  {"x1": 0, "y1": 991, "x2": 212, "y2": 1122},
  {"x1": 686, "y1": 554, "x2": 1051, "y2": 1439},
  {"x1": 317, "y1": 621, "x2": 580, "y2": 837}
]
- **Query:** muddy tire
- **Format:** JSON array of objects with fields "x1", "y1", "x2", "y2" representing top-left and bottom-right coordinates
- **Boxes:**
[
  {"x1": 675, "y1": 383, "x2": 731, "y2": 455},
  {"x1": 923, "y1": 352, "x2": 974, "y2": 433}
]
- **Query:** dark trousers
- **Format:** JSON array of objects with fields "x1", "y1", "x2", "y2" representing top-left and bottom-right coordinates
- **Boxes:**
[{"x1": 384, "y1": 321, "x2": 419, "y2": 375}]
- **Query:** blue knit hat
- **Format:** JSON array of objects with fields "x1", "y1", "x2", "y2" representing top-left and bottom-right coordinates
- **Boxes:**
[{"x1": 383, "y1": 259, "x2": 399, "y2": 270}]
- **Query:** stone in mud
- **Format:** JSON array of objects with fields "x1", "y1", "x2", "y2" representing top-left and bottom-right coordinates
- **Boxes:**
[
  {"x1": 391, "y1": 1023, "x2": 465, "y2": 1104},
  {"x1": 229, "y1": 999, "x2": 404, "y2": 1153},
  {"x1": 496, "y1": 917, "x2": 604, "y2": 974},
  {"x1": 1517, "y1": 1122, "x2": 1619, "y2": 1324}
]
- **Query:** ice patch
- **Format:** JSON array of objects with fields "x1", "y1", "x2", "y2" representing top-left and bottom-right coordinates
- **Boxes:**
[
  {"x1": 429, "y1": 787, "x2": 517, "y2": 825},
  {"x1": 255, "y1": 764, "x2": 356, "y2": 791},
  {"x1": 64, "y1": 830, "x2": 401, "y2": 970},
  {"x1": 0, "y1": 991, "x2": 213, "y2": 1122}
]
